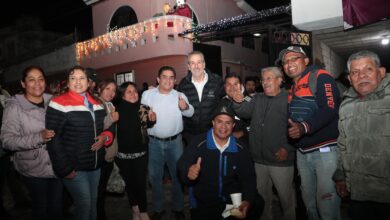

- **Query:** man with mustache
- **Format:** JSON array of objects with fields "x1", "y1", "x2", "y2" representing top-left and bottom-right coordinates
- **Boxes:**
[
  {"x1": 279, "y1": 46, "x2": 341, "y2": 220},
  {"x1": 333, "y1": 50, "x2": 390, "y2": 219}
]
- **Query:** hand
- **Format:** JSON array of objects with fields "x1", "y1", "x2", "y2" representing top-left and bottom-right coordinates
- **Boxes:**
[
  {"x1": 288, "y1": 119, "x2": 304, "y2": 139},
  {"x1": 235, "y1": 201, "x2": 250, "y2": 219},
  {"x1": 336, "y1": 181, "x2": 349, "y2": 199},
  {"x1": 91, "y1": 135, "x2": 106, "y2": 151},
  {"x1": 233, "y1": 130, "x2": 244, "y2": 139},
  {"x1": 110, "y1": 111, "x2": 119, "y2": 122},
  {"x1": 231, "y1": 89, "x2": 244, "y2": 103},
  {"x1": 178, "y1": 95, "x2": 189, "y2": 111},
  {"x1": 41, "y1": 129, "x2": 55, "y2": 142},
  {"x1": 148, "y1": 108, "x2": 156, "y2": 122},
  {"x1": 64, "y1": 170, "x2": 77, "y2": 179},
  {"x1": 275, "y1": 147, "x2": 288, "y2": 162},
  {"x1": 107, "y1": 104, "x2": 115, "y2": 113},
  {"x1": 188, "y1": 157, "x2": 201, "y2": 180}
]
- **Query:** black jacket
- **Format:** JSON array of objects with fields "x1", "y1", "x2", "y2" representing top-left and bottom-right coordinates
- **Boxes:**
[
  {"x1": 177, "y1": 130, "x2": 257, "y2": 208},
  {"x1": 46, "y1": 91, "x2": 113, "y2": 178},
  {"x1": 178, "y1": 70, "x2": 224, "y2": 135}
]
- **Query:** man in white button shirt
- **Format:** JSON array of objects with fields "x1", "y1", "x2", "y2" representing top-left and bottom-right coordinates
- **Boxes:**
[{"x1": 141, "y1": 66, "x2": 194, "y2": 220}]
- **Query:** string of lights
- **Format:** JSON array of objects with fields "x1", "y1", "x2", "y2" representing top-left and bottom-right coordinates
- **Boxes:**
[{"x1": 179, "y1": 4, "x2": 291, "y2": 37}]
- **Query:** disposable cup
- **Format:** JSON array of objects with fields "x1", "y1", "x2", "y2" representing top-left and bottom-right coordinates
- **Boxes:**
[{"x1": 230, "y1": 193, "x2": 242, "y2": 207}]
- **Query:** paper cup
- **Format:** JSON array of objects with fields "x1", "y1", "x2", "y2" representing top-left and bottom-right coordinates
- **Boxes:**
[{"x1": 230, "y1": 193, "x2": 242, "y2": 207}]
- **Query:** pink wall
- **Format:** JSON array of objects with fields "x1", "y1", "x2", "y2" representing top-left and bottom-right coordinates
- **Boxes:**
[
  {"x1": 80, "y1": 15, "x2": 193, "y2": 69},
  {"x1": 96, "y1": 55, "x2": 188, "y2": 86},
  {"x1": 86, "y1": 0, "x2": 266, "y2": 82},
  {"x1": 92, "y1": 0, "x2": 246, "y2": 36}
]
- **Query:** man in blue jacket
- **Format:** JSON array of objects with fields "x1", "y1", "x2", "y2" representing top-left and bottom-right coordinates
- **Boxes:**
[{"x1": 177, "y1": 105, "x2": 263, "y2": 220}]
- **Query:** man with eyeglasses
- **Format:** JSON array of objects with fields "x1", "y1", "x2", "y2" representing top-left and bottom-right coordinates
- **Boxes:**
[
  {"x1": 278, "y1": 46, "x2": 341, "y2": 220},
  {"x1": 332, "y1": 51, "x2": 390, "y2": 219},
  {"x1": 178, "y1": 51, "x2": 224, "y2": 145}
]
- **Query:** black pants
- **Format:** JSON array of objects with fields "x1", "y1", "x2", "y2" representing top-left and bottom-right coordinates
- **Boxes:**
[
  {"x1": 23, "y1": 176, "x2": 63, "y2": 220},
  {"x1": 0, "y1": 155, "x2": 10, "y2": 213},
  {"x1": 97, "y1": 160, "x2": 114, "y2": 220},
  {"x1": 115, "y1": 155, "x2": 148, "y2": 212},
  {"x1": 350, "y1": 200, "x2": 390, "y2": 220}
]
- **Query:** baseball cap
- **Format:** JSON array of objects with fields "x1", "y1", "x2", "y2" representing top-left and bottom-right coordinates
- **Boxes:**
[
  {"x1": 85, "y1": 67, "x2": 97, "y2": 82},
  {"x1": 213, "y1": 105, "x2": 235, "y2": 120},
  {"x1": 275, "y1": 46, "x2": 307, "y2": 65}
]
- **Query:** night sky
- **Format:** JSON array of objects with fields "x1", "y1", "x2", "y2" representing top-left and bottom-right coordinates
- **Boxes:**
[{"x1": 0, "y1": 0, "x2": 92, "y2": 37}]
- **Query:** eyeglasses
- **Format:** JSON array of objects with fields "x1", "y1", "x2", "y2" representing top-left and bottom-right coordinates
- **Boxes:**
[
  {"x1": 282, "y1": 56, "x2": 304, "y2": 65},
  {"x1": 260, "y1": 76, "x2": 279, "y2": 83}
]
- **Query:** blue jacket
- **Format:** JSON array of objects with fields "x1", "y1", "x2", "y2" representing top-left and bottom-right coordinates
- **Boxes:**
[{"x1": 177, "y1": 130, "x2": 257, "y2": 208}]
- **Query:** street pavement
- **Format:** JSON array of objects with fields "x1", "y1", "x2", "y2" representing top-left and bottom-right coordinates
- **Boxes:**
[{"x1": 2, "y1": 178, "x2": 349, "y2": 220}]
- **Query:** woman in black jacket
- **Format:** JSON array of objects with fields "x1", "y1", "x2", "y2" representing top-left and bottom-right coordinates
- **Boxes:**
[
  {"x1": 115, "y1": 82, "x2": 155, "y2": 220},
  {"x1": 46, "y1": 66, "x2": 114, "y2": 220}
]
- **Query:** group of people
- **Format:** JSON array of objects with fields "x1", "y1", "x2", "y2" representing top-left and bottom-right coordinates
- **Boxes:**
[{"x1": 0, "y1": 47, "x2": 389, "y2": 220}]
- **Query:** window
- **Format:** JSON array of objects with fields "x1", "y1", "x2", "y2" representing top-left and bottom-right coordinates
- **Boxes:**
[{"x1": 109, "y1": 6, "x2": 138, "y2": 30}]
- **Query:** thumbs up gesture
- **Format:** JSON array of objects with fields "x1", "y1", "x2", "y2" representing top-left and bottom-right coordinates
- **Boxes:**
[
  {"x1": 188, "y1": 157, "x2": 202, "y2": 180},
  {"x1": 148, "y1": 107, "x2": 157, "y2": 122},
  {"x1": 231, "y1": 86, "x2": 244, "y2": 103},
  {"x1": 178, "y1": 94, "x2": 189, "y2": 111},
  {"x1": 288, "y1": 119, "x2": 305, "y2": 139}
]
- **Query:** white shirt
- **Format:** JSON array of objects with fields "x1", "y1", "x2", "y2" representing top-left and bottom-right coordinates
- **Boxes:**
[
  {"x1": 192, "y1": 72, "x2": 208, "y2": 102},
  {"x1": 141, "y1": 87, "x2": 194, "y2": 138},
  {"x1": 212, "y1": 130, "x2": 230, "y2": 153}
]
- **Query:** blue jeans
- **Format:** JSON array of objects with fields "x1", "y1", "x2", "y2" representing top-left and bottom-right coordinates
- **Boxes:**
[
  {"x1": 24, "y1": 176, "x2": 63, "y2": 220},
  {"x1": 297, "y1": 150, "x2": 341, "y2": 220},
  {"x1": 63, "y1": 169, "x2": 101, "y2": 220},
  {"x1": 148, "y1": 134, "x2": 184, "y2": 212}
]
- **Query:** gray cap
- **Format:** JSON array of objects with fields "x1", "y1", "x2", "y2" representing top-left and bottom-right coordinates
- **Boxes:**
[{"x1": 276, "y1": 46, "x2": 307, "y2": 65}]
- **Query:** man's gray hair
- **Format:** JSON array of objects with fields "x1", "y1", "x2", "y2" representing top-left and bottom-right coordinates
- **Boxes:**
[
  {"x1": 347, "y1": 50, "x2": 381, "y2": 72},
  {"x1": 261, "y1": 66, "x2": 284, "y2": 78}
]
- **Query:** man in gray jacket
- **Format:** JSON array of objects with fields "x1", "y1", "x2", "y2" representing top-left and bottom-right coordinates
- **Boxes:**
[
  {"x1": 333, "y1": 50, "x2": 390, "y2": 219},
  {"x1": 232, "y1": 67, "x2": 296, "y2": 220}
]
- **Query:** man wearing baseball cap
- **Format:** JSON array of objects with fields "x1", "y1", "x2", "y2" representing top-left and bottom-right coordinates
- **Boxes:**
[
  {"x1": 177, "y1": 105, "x2": 263, "y2": 220},
  {"x1": 279, "y1": 46, "x2": 342, "y2": 220}
]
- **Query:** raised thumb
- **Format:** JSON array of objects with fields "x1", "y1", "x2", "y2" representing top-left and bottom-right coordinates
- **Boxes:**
[{"x1": 196, "y1": 157, "x2": 202, "y2": 167}]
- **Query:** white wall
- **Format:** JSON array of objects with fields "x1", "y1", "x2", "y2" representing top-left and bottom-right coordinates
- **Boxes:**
[
  {"x1": 320, "y1": 42, "x2": 345, "y2": 78},
  {"x1": 292, "y1": 0, "x2": 343, "y2": 31}
]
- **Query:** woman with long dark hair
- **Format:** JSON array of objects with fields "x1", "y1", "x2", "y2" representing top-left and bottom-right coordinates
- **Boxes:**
[
  {"x1": 116, "y1": 82, "x2": 156, "y2": 220},
  {"x1": 96, "y1": 79, "x2": 120, "y2": 220},
  {"x1": 1, "y1": 65, "x2": 63, "y2": 220}
]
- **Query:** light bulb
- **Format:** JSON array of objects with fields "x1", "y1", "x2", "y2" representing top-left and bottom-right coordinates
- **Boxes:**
[{"x1": 381, "y1": 38, "x2": 389, "y2": 45}]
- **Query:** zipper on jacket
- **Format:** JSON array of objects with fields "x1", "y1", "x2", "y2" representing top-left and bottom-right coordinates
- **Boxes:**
[
  {"x1": 218, "y1": 153, "x2": 223, "y2": 199},
  {"x1": 91, "y1": 106, "x2": 98, "y2": 169}
]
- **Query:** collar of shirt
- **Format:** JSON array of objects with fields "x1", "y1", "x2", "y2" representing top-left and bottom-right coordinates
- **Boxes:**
[
  {"x1": 191, "y1": 72, "x2": 208, "y2": 102},
  {"x1": 212, "y1": 131, "x2": 231, "y2": 153}
]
